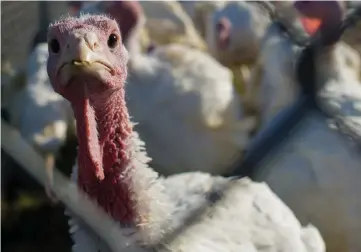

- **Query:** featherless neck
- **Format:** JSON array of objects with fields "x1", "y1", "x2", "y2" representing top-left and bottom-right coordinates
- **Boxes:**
[{"x1": 73, "y1": 85, "x2": 137, "y2": 224}]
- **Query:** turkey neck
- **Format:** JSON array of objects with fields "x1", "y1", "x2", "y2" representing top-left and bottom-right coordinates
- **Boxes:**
[{"x1": 72, "y1": 84, "x2": 137, "y2": 225}]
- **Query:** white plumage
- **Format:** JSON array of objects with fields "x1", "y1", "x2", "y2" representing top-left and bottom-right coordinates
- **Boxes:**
[
  {"x1": 80, "y1": 1, "x2": 207, "y2": 51},
  {"x1": 79, "y1": 2, "x2": 256, "y2": 176},
  {"x1": 179, "y1": 1, "x2": 227, "y2": 40},
  {"x1": 248, "y1": 9, "x2": 361, "y2": 252},
  {"x1": 79, "y1": 0, "x2": 257, "y2": 176},
  {"x1": 126, "y1": 43, "x2": 255, "y2": 175},
  {"x1": 244, "y1": 22, "x2": 302, "y2": 127},
  {"x1": 112, "y1": 0, "x2": 256, "y2": 176},
  {"x1": 44, "y1": 14, "x2": 325, "y2": 252},
  {"x1": 206, "y1": 1, "x2": 272, "y2": 66},
  {"x1": 203, "y1": 1, "x2": 279, "y2": 103},
  {"x1": 139, "y1": 1, "x2": 207, "y2": 50},
  {"x1": 8, "y1": 43, "x2": 74, "y2": 198},
  {"x1": 68, "y1": 132, "x2": 325, "y2": 252},
  {"x1": 247, "y1": 15, "x2": 361, "y2": 128},
  {"x1": 10, "y1": 44, "x2": 71, "y2": 149}
]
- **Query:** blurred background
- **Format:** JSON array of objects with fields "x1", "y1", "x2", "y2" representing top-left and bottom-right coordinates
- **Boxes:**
[
  {"x1": 1, "y1": 1, "x2": 361, "y2": 252},
  {"x1": 2, "y1": 3, "x2": 76, "y2": 252}
]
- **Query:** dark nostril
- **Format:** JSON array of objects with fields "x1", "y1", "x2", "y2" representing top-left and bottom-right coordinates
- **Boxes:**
[
  {"x1": 85, "y1": 41, "x2": 99, "y2": 51},
  {"x1": 92, "y1": 42, "x2": 99, "y2": 49}
]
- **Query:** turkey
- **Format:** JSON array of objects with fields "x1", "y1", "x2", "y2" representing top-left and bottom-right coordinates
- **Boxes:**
[
  {"x1": 78, "y1": 1, "x2": 151, "y2": 53},
  {"x1": 230, "y1": 2, "x2": 361, "y2": 252},
  {"x1": 79, "y1": 1, "x2": 206, "y2": 52},
  {"x1": 206, "y1": 1, "x2": 272, "y2": 67},
  {"x1": 340, "y1": 2, "x2": 361, "y2": 61},
  {"x1": 241, "y1": 19, "x2": 300, "y2": 128},
  {"x1": 244, "y1": 2, "x2": 360, "y2": 128},
  {"x1": 46, "y1": 13, "x2": 325, "y2": 252},
  {"x1": 247, "y1": 18, "x2": 361, "y2": 128},
  {"x1": 84, "y1": 1, "x2": 256, "y2": 176},
  {"x1": 204, "y1": 1, "x2": 277, "y2": 101},
  {"x1": 179, "y1": 1, "x2": 227, "y2": 40},
  {"x1": 8, "y1": 38, "x2": 75, "y2": 201},
  {"x1": 138, "y1": 1, "x2": 207, "y2": 50},
  {"x1": 205, "y1": 1, "x2": 307, "y2": 99}
]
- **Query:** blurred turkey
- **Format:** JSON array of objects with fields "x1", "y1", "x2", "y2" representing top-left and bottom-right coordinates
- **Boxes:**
[
  {"x1": 77, "y1": 1, "x2": 151, "y2": 53},
  {"x1": 205, "y1": 1, "x2": 307, "y2": 99},
  {"x1": 342, "y1": 2, "x2": 361, "y2": 60},
  {"x1": 206, "y1": 1, "x2": 270, "y2": 66},
  {"x1": 139, "y1": 1, "x2": 207, "y2": 50},
  {"x1": 179, "y1": 1, "x2": 227, "y2": 40},
  {"x1": 79, "y1": 1, "x2": 207, "y2": 52},
  {"x1": 204, "y1": 1, "x2": 274, "y2": 100},
  {"x1": 79, "y1": 1, "x2": 248, "y2": 102},
  {"x1": 7, "y1": 34, "x2": 75, "y2": 201},
  {"x1": 231, "y1": 2, "x2": 361, "y2": 251},
  {"x1": 92, "y1": 1, "x2": 256, "y2": 176},
  {"x1": 246, "y1": 1, "x2": 361, "y2": 129}
]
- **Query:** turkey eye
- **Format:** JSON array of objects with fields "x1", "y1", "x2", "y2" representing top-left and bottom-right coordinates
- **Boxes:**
[
  {"x1": 107, "y1": 34, "x2": 118, "y2": 48},
  {"x1": 49, "y1": 39, "x2": 60, "y2": 54}
]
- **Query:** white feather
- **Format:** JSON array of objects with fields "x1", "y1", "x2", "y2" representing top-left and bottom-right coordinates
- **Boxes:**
[
  {"x1": 126, "y1": 43, "x2": 255, "y2": 176},
  {"x1": 250, "y1": 20, "x2": 361, "y2": 252},
  {"x1": 9, "y1": 43, "x2": 73, "y2": 155}
]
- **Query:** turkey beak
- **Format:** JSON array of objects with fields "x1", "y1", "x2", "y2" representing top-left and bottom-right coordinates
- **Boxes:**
[
  {"x1": 57, "y1": 32, "x2": 113, "y2": 85},
  {"x1": 60, "y1": 32, "x2": 98, "y2": 68}
]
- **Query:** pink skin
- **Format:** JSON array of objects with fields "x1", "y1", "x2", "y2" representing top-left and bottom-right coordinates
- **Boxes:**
[
  {"x1": 215, "y1": 17, "x2": 231, "y2": 50},
  {"x1": 47, "y1": 15, "x2": 136, "y2": 223},
  {"x1": 294, "y1": 0, "x2": 344, "y2": 45}
]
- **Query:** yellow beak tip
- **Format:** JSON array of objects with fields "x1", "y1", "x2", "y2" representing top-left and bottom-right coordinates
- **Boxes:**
[{"x1": 72, "y1": 60, "x2": 90, "y2": 66}]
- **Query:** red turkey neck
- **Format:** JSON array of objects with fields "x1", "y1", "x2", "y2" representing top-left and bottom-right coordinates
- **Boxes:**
[{"x1": 72, "y1": 84, "x2": 137, "y2": 224}]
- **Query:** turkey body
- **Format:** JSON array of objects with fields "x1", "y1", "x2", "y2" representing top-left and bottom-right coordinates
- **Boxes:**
[
  {"x1": 244, "y1": 22, "x2": 302, "y2": 128},
  {"x1": 247, "y1": 22, "x2": 360, "y2": 129},
  {"x1": 230, "y1": 2, "x2": 361, "y2": 250},
  {"x1": 7, "y1": 42, "x2": 75, "y2": 200},
  {"x1": 47, "y1": 13, "x2": 324, "y2": 252},
  {"x1": 126, "y1": 44, "x2": 254, "y2": 175},
  {"x1": 248, "y1": 35, "x2": 361, "y2": 252},
  {"x1": 9, "y1": 43, "x2": 73, "y2": 154},
  {"x1": 68, "y1": 132, "x2": 325, "y2": 252},
  {"x1": 139, "y1": 1, "x2": 207, "y2": 50},
  {"x1": 254, "y1": 108, "x2": 361, "y2": 252}
]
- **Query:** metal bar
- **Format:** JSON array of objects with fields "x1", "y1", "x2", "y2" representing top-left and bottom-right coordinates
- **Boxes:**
[{"x1": 226, "y1": 96, "x2": 314, "y2": 179}]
